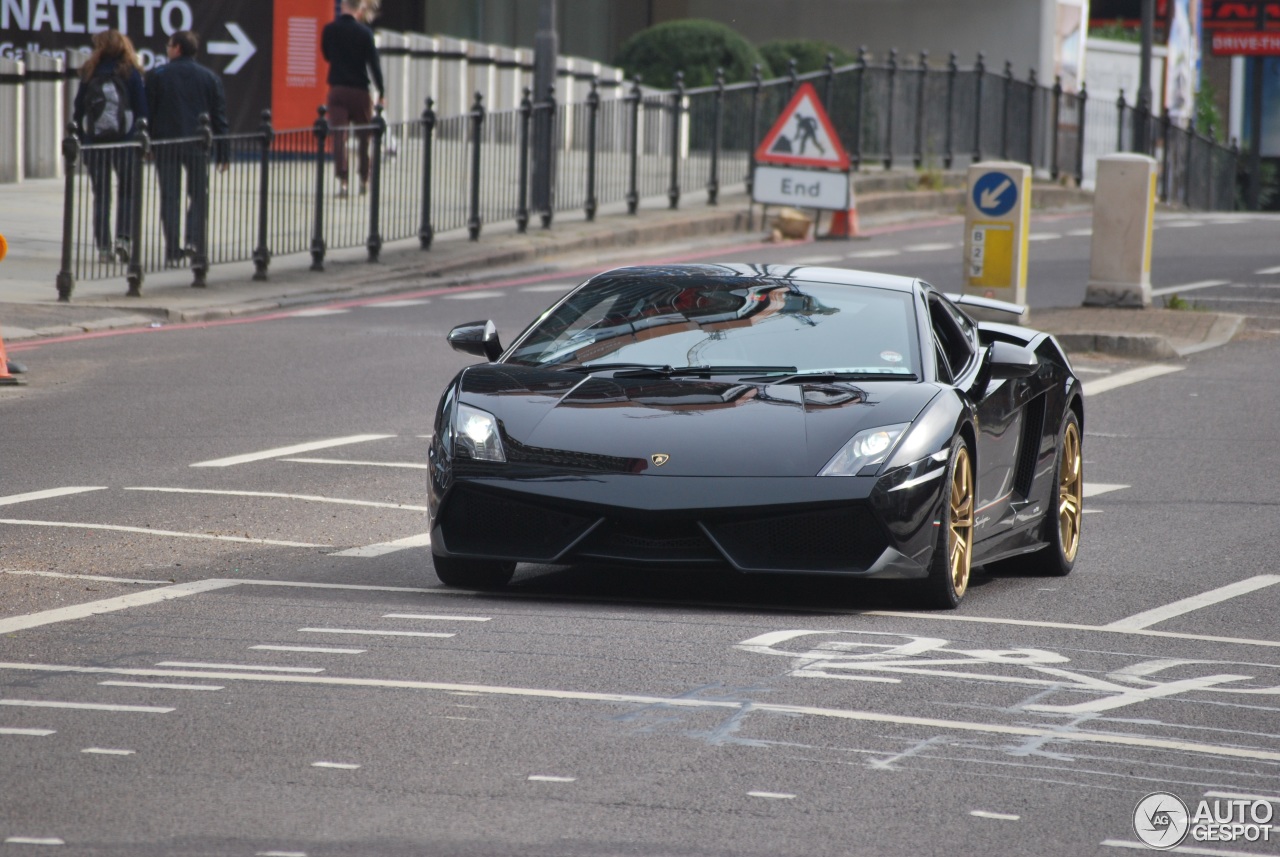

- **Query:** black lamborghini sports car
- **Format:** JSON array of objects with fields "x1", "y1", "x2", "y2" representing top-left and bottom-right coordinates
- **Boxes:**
[{"x1": 427, "y1": 264, "x2": 1084, "y2": 608}]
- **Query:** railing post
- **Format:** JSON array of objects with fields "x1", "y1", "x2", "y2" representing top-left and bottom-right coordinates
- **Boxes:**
[
  {"x1": 188, "y1": 112, "x2": 211, "y2": 288},
  {"x1": 1186, "y1": 118, "x2": 1198, "y2": 208},
  {"x1": 419, "y1": 97, "x2": 436, "y2": 250},
  {"x1": 1161, "y1": 108, "x2": 1173, "y2": 202},
  {"x1": 1116, "y1": 89, "x2": 1127, "y2": 151},
  {"x1": 1026, "y1": 67, "x2": 1037, "y2": 165},
  {"x1": 585, "y1": 77, "x2": 600, "y2": 221},
  {"x1": 747, "y1": 65, "x2": 761, "y2": 196},
  {"x1": 626, "y1": 76, "x2": 641, "y2": 215},
  {"x1": 366, "y1": 104, "x2": 386, "y2": 260},
  {"x1": 516, "y1": 88, "x2": 532, "y2": 232},
  {"x1": 914, "y1": 50, "x2": 928, "y2": 169},
  {"x1": 884, "y1": 48, "x2": 897, "y2": 170},
  {"x1": 467, "y1": 91, "x2": 485, "y2": 241},
  {"x1": 944, "y1": 52, "x2": 957, "y2": 169},
  {"x1": 55, "y1": 123, "x2": 79, "y2": 302},
  {"x1": 126, "y1": 119, "x2": 149, "y2": 295},
  {"x1": 853, "y1": 47, "x2": 868, "y2": 171},
  {"x1": 787, "y1": 58, "x2": 798, "y2": 101},
  {"x1": 310, "y1": 104, "x2": 328, "y2": 271},
  {"x1": 1075, "y1": 83, "x2": 1087, "y2": 186},
  {"x1": 708, "y1": 66, "x2": 723, "y2": 205},
  {"x1": 253, "y1": 109, "x2": 273, "y2": 280},
  {"x1": 973, "y1": 52, "x2": 985, "y2": 163},
  {"x1": 1050, "y1": 76, "x2": 1062, "y2": 181},
  {"x1": 823, "y1": 52, "x2": 836, "y2": 112},
  {"x1": 1001, "y1": 60, "x2": 1013, "y2": 160},
  {"x1": 1230, "y1": 139, "x2": 1240, "y2": 210},
  {"x1": 541, "y1": 84, "x2": 556, "y2": 228},
  {"x1": 668, "y1": 70, "x2": 683, "y2": 210}
]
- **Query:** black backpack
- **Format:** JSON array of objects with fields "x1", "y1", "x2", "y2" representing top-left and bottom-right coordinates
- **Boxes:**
[{"x1": 83, "y1": 73, "x2": 132, "y2": 142}]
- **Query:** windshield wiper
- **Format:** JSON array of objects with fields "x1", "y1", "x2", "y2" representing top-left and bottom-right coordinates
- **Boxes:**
[
  {"x1": 554, "y1": 362, "x2": 675, "y2": 375},
  {"x1": 613, "y1": 364, "x2": 798, "y2": 378},
  {"x1": 763, "y1": 370, "x2": 919, "y2": 383}
]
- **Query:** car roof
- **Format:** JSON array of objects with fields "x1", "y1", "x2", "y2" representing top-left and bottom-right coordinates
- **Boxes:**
[{"x1": 593, "y1": 263, "x2": 922, "y2": 294}]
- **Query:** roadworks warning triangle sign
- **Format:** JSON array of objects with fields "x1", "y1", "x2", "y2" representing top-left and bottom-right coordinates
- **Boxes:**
[{"x1": 755, "y1": 82, "x2": 850, "y2": 170}]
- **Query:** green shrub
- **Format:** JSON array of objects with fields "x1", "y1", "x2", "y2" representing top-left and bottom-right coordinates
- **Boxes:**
[
  {"x1": 759, "y1": 39, "x2": 857, "y2": 77},
  {"x1": 615, "y1": 19, "x2": 771, "y2": 89}
]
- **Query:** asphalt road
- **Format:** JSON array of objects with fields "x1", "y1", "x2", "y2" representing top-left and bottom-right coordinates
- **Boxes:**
[{"x1": 2, "y1": 211, "x2": 1280, "y2": 856}]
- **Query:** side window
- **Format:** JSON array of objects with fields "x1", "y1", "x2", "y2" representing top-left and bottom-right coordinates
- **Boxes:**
[{"x1": 928, "y1": 295, "x2": 976, "y2": 379}]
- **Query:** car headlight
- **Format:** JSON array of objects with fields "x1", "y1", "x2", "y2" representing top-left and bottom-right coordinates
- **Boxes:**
[
  {"x1": 818, "y1": 423, "x2": 909, "y2": 476},
  {"x1": 454, "y1": 403, "x2": 506, "y2": 462}
]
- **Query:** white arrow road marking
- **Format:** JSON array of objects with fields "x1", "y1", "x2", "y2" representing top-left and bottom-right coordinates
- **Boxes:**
[
  {"x1": 979, "y1": 179, "x2": 1012, "y2": 209},
  {"x1": 207, "y1": 23, "x2": 256, "y2": 74},
  {"x1": 1104, "y1": 575, "x2": 1280, "y2": 630}
]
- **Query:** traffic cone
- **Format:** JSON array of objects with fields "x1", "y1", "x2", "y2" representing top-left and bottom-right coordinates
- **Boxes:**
[
  {"x1": 0, "y1": 326, "x2": 27, "y2": 386},
  {"x1": 824, "y1": 201, "x2": 861, "y2": 239}
]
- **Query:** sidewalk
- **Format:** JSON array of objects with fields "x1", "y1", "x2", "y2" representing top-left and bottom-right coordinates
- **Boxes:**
[{"x1": 0, "y1": 175, "x2": 1242, "y2": 360}]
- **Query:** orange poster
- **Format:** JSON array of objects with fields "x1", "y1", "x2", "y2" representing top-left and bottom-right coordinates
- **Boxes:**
[{"x1": 272, "y1": 0, "x2": 334, "y2": 132}]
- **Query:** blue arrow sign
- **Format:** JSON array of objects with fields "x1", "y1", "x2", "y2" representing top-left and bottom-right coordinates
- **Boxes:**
[{"x1": 972, "y1": 172, "x2": 1018, "y2": 217}]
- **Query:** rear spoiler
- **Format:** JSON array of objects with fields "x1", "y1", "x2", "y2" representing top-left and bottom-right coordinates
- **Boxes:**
[{"x1": 943, "y1": 293, "x2": 1027, "y2": 317}]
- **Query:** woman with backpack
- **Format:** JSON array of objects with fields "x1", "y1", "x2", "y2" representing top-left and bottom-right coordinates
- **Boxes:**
[{"x1": 72, "y1": 29, "x2": 148, "y2": 265}]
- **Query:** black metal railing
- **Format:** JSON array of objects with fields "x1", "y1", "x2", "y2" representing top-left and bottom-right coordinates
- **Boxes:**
[{"x1": 55, "y1": 53, "x2": 1241, "y2": 300}]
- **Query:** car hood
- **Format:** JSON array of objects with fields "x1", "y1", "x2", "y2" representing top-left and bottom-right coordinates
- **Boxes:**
[{"x1": 457, "y1": 365, "x2": 942, "y2": 476}]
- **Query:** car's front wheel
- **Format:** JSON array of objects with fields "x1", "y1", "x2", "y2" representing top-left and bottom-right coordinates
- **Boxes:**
[
  {"x1": 432, "y1": 554, "x2": 516, "y2": 590},
  {"x1": 916, "y1": 436, "x2": 974, "y2": 609}
]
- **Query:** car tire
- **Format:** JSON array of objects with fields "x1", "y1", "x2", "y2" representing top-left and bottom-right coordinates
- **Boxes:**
[
  {"x1": 987, "y1": 409, "x2": 1083, "y2": 578},
  {"x1": 916, "y1": 436, "x2": 975, "y2": 610},
  {"x1": 432, "y1": 553, "x2": 517, "y2": 590}
]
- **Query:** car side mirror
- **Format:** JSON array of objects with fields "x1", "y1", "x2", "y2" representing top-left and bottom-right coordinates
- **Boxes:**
[
  {"x1": 986, "y1": 340, "x2": 1039, "y2": 380},
  {"x1": 448, "y1": 320, "x2": 503, "y2": 362}
]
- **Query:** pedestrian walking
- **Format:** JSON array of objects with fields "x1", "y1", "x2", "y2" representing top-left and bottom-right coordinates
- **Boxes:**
[
  {"x1": 322, "y1": 0, "x2": 385, "y2": 198},
  {"x1": 145, "y1": 30, "x2": 229, "y2": 269},
  {"x1": 72, "y1": 29, "x2": 148, "y2": 264}
]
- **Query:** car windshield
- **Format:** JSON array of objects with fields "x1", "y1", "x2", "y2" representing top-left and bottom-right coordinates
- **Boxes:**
[{"x1": 506, "y1": 273, "x2": 920, "y2": 377}]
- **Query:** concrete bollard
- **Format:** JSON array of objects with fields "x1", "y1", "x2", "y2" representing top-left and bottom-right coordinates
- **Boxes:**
[
  {"x1": 1085, "y1": 153, "x2": 1157, "y2": 307},
  {"x1": 22, "y1": 52, "x2": 64, "y2": 180},
  {"x1": 0, "y1": 57, "x2": 24, "y2": 184}
]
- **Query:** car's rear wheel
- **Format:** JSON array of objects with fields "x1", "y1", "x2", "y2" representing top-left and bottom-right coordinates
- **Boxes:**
[
  {"x1": 989, "y1": 410, "x2": 1082, "y2": 577},
  {"x1": 432, "y1": 554, "x2": 516, "y2": 590},
  {"x1": 917, "y1": 437, "x2": 974, "y2": 609}
]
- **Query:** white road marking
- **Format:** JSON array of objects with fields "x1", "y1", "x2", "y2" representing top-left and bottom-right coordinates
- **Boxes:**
[
  {"x1": 6, "y1": 660, "x2": 1280, "y2": 763},
  {"x1": 1066, "y1": 228, "x2": 1093, "y2": 236},
  {"x1": 3, "y1": 838, "x2": 65, "y2": 846},
  {"x1": 845, "y1": 249, "x2": 901, "y2": 259},
  {"x1": 1159, "y1": 220, "x2": 1204, "y2": 228},
  {"x1": 312, "y1": 761, "x2": 360, "y2": 769},
  {"x1": 794, "y1": 255, "x2": 845, "y2": 265},
  {"x1": 298, "y1": 628, "x2": 454, "y2": 638},
  {"x1": 191, "y1": 434, "x2": 394, "y2": 468},
  {"x1": 1204, "y1": 791, "x2": 1280, "y2": 804},
  {"x1": 0, "y1": 578, "x2": 238, "y2": 635},
  {"x1": 0, "y1": 519, "x2": 325, "y2": 549},
  {"x1": 442, "y1": 290, "x2": 504, "y2": 300},
  {"x1": 1082, "y1": 483, "x2": 1128, "y2": 498},
  {"x1": 1150, "y1": 279, "x2": 1231, "y2": 297},
  {"x1": 528, "y1": 775, "x2": 576, "y2": 783},
  {"x1": 367, "y1": 299, "x2": 429, "y2": 307},
  {"x1": 0, "y1": 700, "x2": 173, "y2": 713},
  {"x1": 1027, "y1": 233, "x2": 1060, "y2": 241},
  {"x1": 970, "y1": 810, "x2": 1020, "y2": 820},
  {"x1": 81, "y1": 748, "x2": 134, "y2": 755},
  {"x1": 382, "y1": 614, "x2": 490, "y2": 622},
  {"x1": 251, "y1": 645, "x2": 366, "y2": 655},
  {"x1": 1025, "y1": 673, "x2": 1250, "y2": 714},
  {"x1": 256, "y1": 852, "x2": 307, "y2": 857},
  {"x1": 289, "y1": 308, "x2": 349, "y2": 317},
  {"x1": 902, "y1": 242, "x2": 955, "y2": 253},
  {"x1": 747, "y1": 791, "x2": 795, "y2": 799},
  {"x1": 1082, "y1": 364, "x2": 1184, "y2": 396},
  {"x1": 0, "y1": 487, "x2": 105, "y2": 507},
  {"x1": 99, "y1": 681, "x2": 223, "y2": 691},
  {"x1": 0, "y1": 728, "x2": 55, "y2": 736},
  {"x1": 156, "y1": 662, "x2": 324, "y2": 674},
  {"x1": 0, "y1": 569, "x2": 163, "y2": 585},
  {"x1": 1102, "y1": 839, "x2": 1266, "y2": 856},
  {"x1": 282, "y1": 457, "x2": 429, "y2": 470},
  {"x1": 330, "y1": 533, "x2": 432, "y2": 557},
  {"x1": 125, "y1": 487, "x2": 427, "y2": 512},
  {"x1": 520, "y1": 284, "x2": 576, "y2": 293},
  {"x1": 1104, "y1": 575, "x2": 1280, "y2": 630},
  {"x1": 1256, "y1": 265, "x2": 1280, "y2": 275}
]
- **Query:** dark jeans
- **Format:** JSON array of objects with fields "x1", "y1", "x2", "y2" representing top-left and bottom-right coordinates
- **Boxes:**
[
  {"x1": 326, "y1": 85, "x2": 373, "y2": 183},
  {"x1": 84, "y1": 146, "x2": 136, "y2": 251},
  {"x1": 154, "y1": 141, "x2": 209, "y2": 260}
]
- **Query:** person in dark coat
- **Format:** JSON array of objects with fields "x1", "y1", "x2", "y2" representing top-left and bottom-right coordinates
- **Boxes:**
[
  {"x1": 322, "y1": 0, "x2": 385, "y2": 197},
  {"x1": 72, "y1": 29, "x2": 148, "y2": 264},
  {"x1": 145, "y1": 30, "x2": 229, "y2": 269}
]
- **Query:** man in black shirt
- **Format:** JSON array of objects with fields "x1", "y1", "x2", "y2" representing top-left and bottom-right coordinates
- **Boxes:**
[
  {"x1": 322, "y1": 0, "x2": 385, "y2": 198},
  {"x1": 146, "y1": 30, "x2": 229, "y2": 280}
]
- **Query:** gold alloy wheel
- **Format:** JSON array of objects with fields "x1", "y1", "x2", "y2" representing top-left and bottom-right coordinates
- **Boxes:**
[
  {"x1": 1058, "y1": 420, "x2": 1083, "y2": 563},
  {"x1": 948, "y1": 446, "x2": 975, "y2": 597}
]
